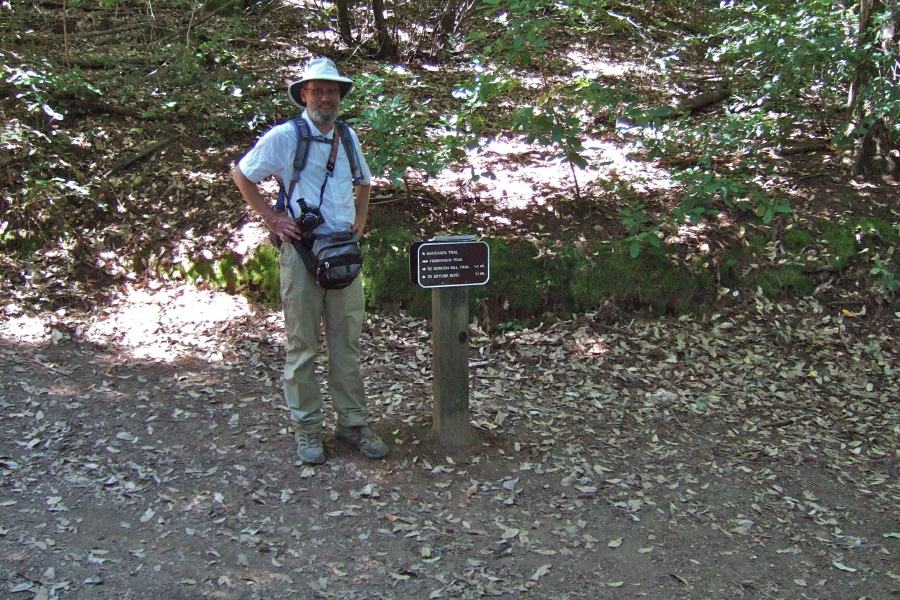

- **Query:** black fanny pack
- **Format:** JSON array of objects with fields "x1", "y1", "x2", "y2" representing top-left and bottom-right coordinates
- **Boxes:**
[{"x1": 273, "y1": 231, "x2": 362, "y2": 290}]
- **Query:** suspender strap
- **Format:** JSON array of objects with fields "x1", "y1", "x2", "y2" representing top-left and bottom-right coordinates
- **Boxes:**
[
  {"x1": 280, "y1": 118, "x2": 361, "y2": 215},
  {"x1": 280, "y1": 118, "x2": 311, "y2": 213},
  {"x1": 336, "y1": 123, "x2": 364, "y2": 184}
]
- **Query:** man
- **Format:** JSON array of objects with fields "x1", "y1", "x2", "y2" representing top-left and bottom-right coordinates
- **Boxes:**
[{"x1": 233, "y1": 58, "x2": 388, "y2": 464}]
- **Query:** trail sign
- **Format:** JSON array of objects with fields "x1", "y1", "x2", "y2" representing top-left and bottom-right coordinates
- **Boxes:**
[
  {"x1": 409, "y1": 237, "x2": 490, "y2": 289},
  {"x1": 408, "y1": 236, "x2": 491, "y2": 445}
]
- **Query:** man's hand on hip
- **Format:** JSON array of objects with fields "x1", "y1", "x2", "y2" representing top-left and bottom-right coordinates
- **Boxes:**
[{"x1": 268, "y1": 211, "x2": 302, "y2": 242}]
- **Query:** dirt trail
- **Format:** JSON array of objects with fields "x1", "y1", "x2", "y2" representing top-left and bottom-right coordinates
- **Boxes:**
[{"x1": 1, "y1": 285, "x2": 898, "y2": 599}]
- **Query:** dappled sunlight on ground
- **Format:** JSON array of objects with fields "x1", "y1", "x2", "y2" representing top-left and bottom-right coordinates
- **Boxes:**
[
  {"x1": 669, "y1": 221, "x2": 714, "y2": 253},
  {"x1": 78, "y1": 283, "x2": 259, "y2": 361},
  {"x1": 0, "y1": 314, "x2": 49, "y2": 345},
  {"x1": 427, "y1": 135, "x2": 674, "y2": 210},
  {"x1": 568, "y1": 50, "x2": 661, "y2": 79},
  {"x1": 232, "y1": 221, "x2": 271, "y2": 257}
]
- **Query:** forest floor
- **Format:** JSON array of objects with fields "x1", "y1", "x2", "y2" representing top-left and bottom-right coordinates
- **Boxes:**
[
  {"x1": 2, "y1": 1, "x2": 900, "y2": 599},
  {"x1": 3, "y1": 150, "x2": 900, "y2": 600},
  {"x1": 2, "y1": 277, "x2": 899, "y2": 600}
]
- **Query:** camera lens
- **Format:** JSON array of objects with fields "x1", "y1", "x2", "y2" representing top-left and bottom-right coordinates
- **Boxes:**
[
  {"x1": 293, "y1": 201, "x2": 323, "y2": 234},
  {"x1": 297, "y1": 212, "x2": 320, "y2": 233}
]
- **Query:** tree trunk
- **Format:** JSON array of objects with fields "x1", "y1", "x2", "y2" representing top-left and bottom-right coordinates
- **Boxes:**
[
  {"x1": 372, "y1": 0, "x2": 399, "y2": 61},
  {"x1": 430, "y1": 0, "x2": 472, "y2": 55},
  {"x1": 843, "y1": 0, "x2": 899, "y2": 180},
  {"x1": 335, "y1": 0, "x2": 353, "y2": 46}
]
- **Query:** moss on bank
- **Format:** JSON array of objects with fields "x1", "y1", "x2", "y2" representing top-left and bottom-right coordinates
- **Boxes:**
[{"x1": 169, "y1": 217, "x2": 899, "y2": 326}]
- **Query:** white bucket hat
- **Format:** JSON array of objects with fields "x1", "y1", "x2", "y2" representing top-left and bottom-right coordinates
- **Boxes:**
[{"x1": 288, "y1": 58, "x2": 354, "y2": 108}]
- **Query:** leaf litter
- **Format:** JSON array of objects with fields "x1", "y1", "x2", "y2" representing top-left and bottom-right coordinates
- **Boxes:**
[{"x1": 0, "y1": 287, "x2": 898, "y2": 599}]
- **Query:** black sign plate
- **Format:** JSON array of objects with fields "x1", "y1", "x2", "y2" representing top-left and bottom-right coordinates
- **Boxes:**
[{"x1": 410, "y1": 240, "x2": 490, "y2": 288}]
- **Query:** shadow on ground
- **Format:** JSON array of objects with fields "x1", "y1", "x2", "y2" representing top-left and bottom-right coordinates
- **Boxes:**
[{"x1": 1, "y1": 285, "x2": 898, "y2": 600}]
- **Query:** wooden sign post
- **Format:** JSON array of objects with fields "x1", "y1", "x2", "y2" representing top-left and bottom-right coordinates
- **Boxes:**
[{"x1": 409, "y1": 236, "x2": 490, "y2": 445}]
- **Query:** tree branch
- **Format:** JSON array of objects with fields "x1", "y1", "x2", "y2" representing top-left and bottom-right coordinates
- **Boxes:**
[
  {"x1": 65, "y1": 95, "x2": 143, "y2": 118},
  {"x1": 105, "y1": 136, "x2": 178, "y2": 177},
  {"x1": 656, "y1": 139, "x2": 832, "y2": 167}
]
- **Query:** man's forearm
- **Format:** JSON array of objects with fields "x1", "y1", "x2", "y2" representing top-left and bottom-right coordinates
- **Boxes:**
[
  {"x1": 355, "y1": 184, "x2": 371, "y2": 213},
  {"x1": 233, "y1": 166, "x2": 277, "y2": 226},
  {"x1": 233, "y1": 165, "x2": 300, "y2": 240},
  {"x1": 354, "y1": 184, "x2": 371, "y2": 235}
]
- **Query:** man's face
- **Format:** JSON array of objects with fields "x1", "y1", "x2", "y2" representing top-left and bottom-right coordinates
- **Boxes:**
[{"x1": 301, "y1": 80, "x2": 341, "y2": 126}]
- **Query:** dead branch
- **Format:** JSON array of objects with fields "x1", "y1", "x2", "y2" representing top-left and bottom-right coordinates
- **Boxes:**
[
  {"x1": 105, "y1": 136, "x2": 178, "y2": 177},
  {"x1": 70, "y1": 55, "x2": 155, "y2": 69},
  {"x1": 619, "y1": 85, "x2": 732, "y2": 128},
  {"x1": 656, "y1": 155, "x2": 736, "y2": 167},
  {"x1": 664, "y1": 85, "x2": 732, "y2": 118},
  {"x1": 656, "y1": 139, "x2": 832, "y2": 168},
  {"x1": 65, "y1": 95, "x2": 143, "y2": 118},
  {"x1": 71, "y1": 23, "x2": 145, "y2": 37},
  {"x1": 777, "y1": 141, "x2": 831, "y2": 156}
]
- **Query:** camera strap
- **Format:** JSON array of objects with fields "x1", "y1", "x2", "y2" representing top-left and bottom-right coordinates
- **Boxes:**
[
  {"x1": 277, "y1": 117, "x2": 362, "y2": 212},
  {"x1": 286, "y1": 129, "x2": 340, "y2": 218},
  {"x1": 316, "y1": 131, "x2": 341, "y2": 210}
]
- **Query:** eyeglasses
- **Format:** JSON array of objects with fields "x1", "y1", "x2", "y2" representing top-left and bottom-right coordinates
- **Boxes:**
[{"x1": 305, "y1": 87, "x2": 340, "y2": 97}]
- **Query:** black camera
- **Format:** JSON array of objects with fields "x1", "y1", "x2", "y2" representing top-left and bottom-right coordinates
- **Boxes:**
[{"x1": 294, "y1": 199, "x2": 323, "y2": 234}]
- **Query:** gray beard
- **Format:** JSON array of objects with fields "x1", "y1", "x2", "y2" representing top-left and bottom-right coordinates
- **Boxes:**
[{"x1": 308, "y1": 107, "x2": 337, "y2": 125}]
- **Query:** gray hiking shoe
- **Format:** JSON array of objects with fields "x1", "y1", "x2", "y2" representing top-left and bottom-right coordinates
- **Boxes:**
[
  {"x1": 295, "y1": 431, "x2": 326, "y2": 464},
  {"x1": 334, "y1": 425, "x2": 388, "y2": 459}
]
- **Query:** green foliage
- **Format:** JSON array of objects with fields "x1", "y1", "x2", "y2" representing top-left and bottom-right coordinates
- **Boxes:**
[
  {"x1": 709, "y1": 0, "x2": 856, "y2": 118},
  {"x1": 614, "y1": 102, "x2": 795, "y2": 234},
  {"x1": 750, "y1": 264, "x2": 816, "y2": 298},
  {"x1": 854, "y1": 217, "x2": 900, "y2": 246},
  {"x1": 343, "y1": 69, "x2": 467, "y2": 187},
  {"x1": 362, "y1": 229, "x2": 431, "y2": 316},
  {"x1": 364, "y1": 218, "x2": 900, "y2": 316},
  {"x1": 169, "y1": 246, "x2": 281, "y2": 305},
  {"x1": 353, "y1": 232, "x2": 717, "y2": 325},
  {"x1": 5, "y1": 0, "x2": 897, "y2": 322},
  {"x1": 0, "y1": 229, "x2": 47, "y2": 256},
  {"x1": 721, "y1": 217, "x2": 900, "y2": 301},
  {"x1": 705, "y1": 0, "x2": 899, "y2": 160},
  {"x1": 447, "y1": 58, "x2": 519, "y2": 144},
  {"x1": 453, "y1": 0, "x2": 638, "y2": 177},
  {"x1": 870, "y1": 255, "x2": 900, "y2": 299},
  {"x1": 1, "y1": 56, "x2": 106, "y2": 243},
  {"x1": 783, "y1": 228, "x2": 814, "y2": 253},
  {"x1": 1, "y1": 17, "x2": 271, "y2": 246},
  {"x1": 569, "y1": 242, "x2": 713, "y2": 315},
  {"x1": 511, "y1": 103, "x2": 588, "y2": 169},
  {"x1": 148, "y1": 37, "x2": 276, "y2": 142},
  {"x1": 2, "y1": 57, "x2": 98, "y2": 120},
  {"x1": 821, "y1": 224, "x2": 858, "y2": 270},
  {"x1": 242, "y1": 246, "x2": 281, "y2": 306},
  {"x1": 817, "y1": 216, "x2": 900, "y2": 272},
  {"x1": 130, "y1": 244, "x2": 157, "y2": 276},
  {"x1": 354, "y1": 94, "x2": 419, "y2": 186},
  {"x1": 476, "y1": 0, "x2": 619, "y2": 65},
  {"x1": 717, "y1": 234, "x2": 817, "y2": 300},
  {"x1": 472, "y1": 236, "x2": 713, "y2": 322},
  {"x1": 583, "y1": 0, "x2": 899, "y2": 249},
  {"x1": 828, "y1": 219, "x2": 900, "y2": 299},
  {"x1": 470, "y1": 237, "x2": 547, "y2": 319},
  {"x1": 476, "y1": 0, "x2": 555, "y2": 66}
]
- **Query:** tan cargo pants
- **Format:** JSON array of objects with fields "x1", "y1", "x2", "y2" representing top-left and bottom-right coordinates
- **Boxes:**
[{"x1": 279, "y1": 243, "x2": 369, "y2": 434}]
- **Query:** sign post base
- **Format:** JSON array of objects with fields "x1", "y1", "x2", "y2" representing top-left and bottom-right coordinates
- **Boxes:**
[{"x1": 431, "y1": 286, "x2": 475, "y2": 446}]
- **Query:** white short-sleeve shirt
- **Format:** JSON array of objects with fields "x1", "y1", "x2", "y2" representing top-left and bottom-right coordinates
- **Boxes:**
[{"x1": 237, "y1": 112, "x2": 371, "y2": 235}]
